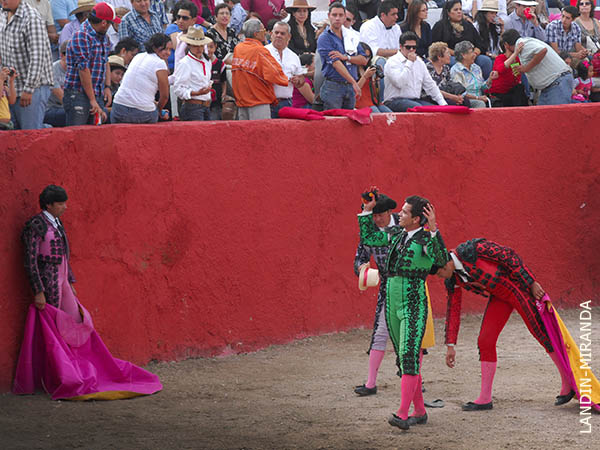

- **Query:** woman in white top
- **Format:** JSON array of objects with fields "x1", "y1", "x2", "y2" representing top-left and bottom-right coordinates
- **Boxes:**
[
  {"x1": 173, "y1": 27, "x2": 214, "y2": 121},
  {"x1": 111, "y1": 33, "x2": 172, "y2": 124}
]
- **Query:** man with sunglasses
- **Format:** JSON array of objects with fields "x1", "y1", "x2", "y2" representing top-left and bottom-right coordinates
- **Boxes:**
[{"x1": 383, "y1": 31, "x2": 446, "y2": 112}]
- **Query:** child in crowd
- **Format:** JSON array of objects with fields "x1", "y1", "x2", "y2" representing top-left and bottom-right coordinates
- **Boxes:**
[
  {"x1": 173, "y1": 28, "x2": 213, "y2": 121},
  {"x1": 292, "y1": 53, "x2": 315, "y2": 108},
  {"x1": 0, "y1": 66, "x2": 17, "y2": 130},
  {"x1": 108, "y1": 55, "x2": 127, "y2": 98},
  {"x1": 572, "y1": 60, "x2": 594, "y2": 103},
  {"x1": 207, "y1": 40, "x2": 227, "y2": 120}
]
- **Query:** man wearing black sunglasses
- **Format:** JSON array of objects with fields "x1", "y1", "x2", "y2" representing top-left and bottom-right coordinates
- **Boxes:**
[{"x1": 383, "y1": 31, "x2": 447, "y2": 112}]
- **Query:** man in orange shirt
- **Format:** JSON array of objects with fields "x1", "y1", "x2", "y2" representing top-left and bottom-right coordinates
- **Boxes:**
[{"x1": 231, "y1": 18, "x2": 289, "y2": 120}]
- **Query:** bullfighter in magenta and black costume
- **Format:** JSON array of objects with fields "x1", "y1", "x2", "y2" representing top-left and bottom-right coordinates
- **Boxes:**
[
  {"x1": 436, "y1": 238, "x2": 600, "y2": 411},
  {"x1": 14, "y1": 185, "x2": 162, "y2": 400},
  {"x1": 353, "y1": 192, "x2": 437, "y2": 399},
  {"x1": 358, "y1": 193, "x2": 448, "y2": 430}
]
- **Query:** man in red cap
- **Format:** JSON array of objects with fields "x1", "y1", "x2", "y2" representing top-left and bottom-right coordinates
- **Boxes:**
[{"x1": 64, "y1": 2, "x2": 120, "y2": 125}]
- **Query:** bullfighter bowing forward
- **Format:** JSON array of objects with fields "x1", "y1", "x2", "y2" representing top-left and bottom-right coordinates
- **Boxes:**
[
  {"x1": 353, "y1": 192, "x2": 437, "y2": 398},
  {"x1": 436, "y1": 238, "x2": 599, "y2": 411},
  {"x1": 358, "y1": 193, "x2": 448, "y2": 430}
]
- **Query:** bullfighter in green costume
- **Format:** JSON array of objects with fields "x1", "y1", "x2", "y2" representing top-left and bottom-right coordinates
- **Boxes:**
[{"x1": 358, "y1": 193, "x2": 448, "y2": 430}]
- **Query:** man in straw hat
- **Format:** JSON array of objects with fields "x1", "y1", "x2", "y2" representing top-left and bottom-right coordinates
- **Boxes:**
[
  {"x1": 58, "y1": 0, "x2": 96, "y2": 45},
  {"x1": 358, "y1": 190, "x2": 448, "y2": 430},
  {"x1": 231, "y1": 18, "x2": 288, "y2": 120},
  {"x1": 504, "y1": 0, "x2": 546, "y2": 41},
  {"x1": 173, "y1": 26, "x2": 214, "y2": 121},
  {"x1": 64, "y1": 2, "x2": 120, "y2": 125},
  {"x1": 353, "y1": 191, "x2": 438, "y2": 402}
]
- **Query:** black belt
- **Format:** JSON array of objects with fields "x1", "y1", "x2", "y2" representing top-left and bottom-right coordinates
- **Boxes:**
[
  {"x1": 325, "y1": 78, "x2": 351, "y2": 85},
  {"x1": 277, "y1": 98, "x2": 292, "y2": 102},
  {"x1": 542, "y1": 71, "x2": 571, "y2": 92}
]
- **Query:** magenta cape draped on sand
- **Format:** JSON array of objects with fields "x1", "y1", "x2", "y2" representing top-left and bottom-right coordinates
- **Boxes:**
[
  {"x1": 537, "y1": 294, "x2": 599, "y2": 412},
  {"x1": 13, "y1": 304, "x2": 162, "y2": 400}
]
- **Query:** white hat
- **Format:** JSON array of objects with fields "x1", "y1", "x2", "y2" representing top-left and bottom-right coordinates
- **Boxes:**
[
  {"x1": 513, "y1": 0, "x2": 539, "y2": 6},
  {"x1": 479, "y1": 0, "x2": 499, "y2": 12},
  {"x1": 358, "y1": 265, "x2": 380, "y2": 291}
]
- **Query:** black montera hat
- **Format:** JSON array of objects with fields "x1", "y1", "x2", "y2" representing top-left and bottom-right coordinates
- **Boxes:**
[{"x1": 373, "y1": 194, "x2": 397, "y2": 214}]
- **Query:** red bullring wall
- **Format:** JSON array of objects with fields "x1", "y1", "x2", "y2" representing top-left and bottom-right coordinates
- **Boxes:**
[{"x1": 1, "y1": 105, "x2": 598, "y2": 392}]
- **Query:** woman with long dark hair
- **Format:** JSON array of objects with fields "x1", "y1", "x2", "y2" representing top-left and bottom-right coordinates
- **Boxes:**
[
  {"x1": 400, "y1": 0, "x2": 432, "y2": 59},
  {"x1": 473, "y1": 1, "x2": 503, "y2": 59},
  {"x1": 286, "y1": 0, "x2": 317, "y2": 55},
  {"x1": 431, "y1": 0, "x2": 493, "y2": 78}
]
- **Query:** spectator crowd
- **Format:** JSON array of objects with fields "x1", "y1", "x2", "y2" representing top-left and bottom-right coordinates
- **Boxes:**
[{"x1": 1, "y1": 0, "x2": 599, "y2": 129}]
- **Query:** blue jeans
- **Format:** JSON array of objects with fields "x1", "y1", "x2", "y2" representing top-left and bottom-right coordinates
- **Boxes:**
[
  {"x1": 320, "y1": 79, "x2": 356, "y2": 110},
  {"x1": 370, "y1": 105, "x2": 393, "y2": 113},
  {"x1": 180, "y1": 103, "x2": 210, "y2": 121},
  {"x1": 110, "y1": 102, "x2": 158, "y2": 124},
  {"x1": 384, "y1": 97, "x2": 433, "y2": 112},
  {"x1": 270, "y1": 98, "x2": 292, "y2": 118},
  {"x1": 64, "y1": 89, "x2": 105, "y2": 126},
  {"x1": 538, "y1": 72, "x2": 573, "y2": 106},
  {"x1": 9, "y1": 85, "x2": 51, "y2": 130},
  {"x1": 44, "y1": 107, "x2": 66, "y2": 127}
]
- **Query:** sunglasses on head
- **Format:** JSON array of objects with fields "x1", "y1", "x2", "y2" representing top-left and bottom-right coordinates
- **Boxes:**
[
  {"x1": 176, "y1": 14, "x2": 192, "y2": 20},
  {"x1": 403, "y1": 45, "x2": 417, "y2": 50}
]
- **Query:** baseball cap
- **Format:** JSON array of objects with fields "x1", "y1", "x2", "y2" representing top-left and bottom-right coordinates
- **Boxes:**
[{"x1": 90, "y1": 2, "x2": 122, "y2": 24}]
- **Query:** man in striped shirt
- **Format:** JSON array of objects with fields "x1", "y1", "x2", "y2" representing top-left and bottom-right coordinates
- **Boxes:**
[{"x1": 0, "y1": 0, "x2": 54, "y2": 129}]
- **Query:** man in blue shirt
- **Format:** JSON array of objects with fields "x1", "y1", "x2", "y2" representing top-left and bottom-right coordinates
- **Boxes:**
[{"x1": 316, "y1": 2, "x2": 367, "y2": 110}]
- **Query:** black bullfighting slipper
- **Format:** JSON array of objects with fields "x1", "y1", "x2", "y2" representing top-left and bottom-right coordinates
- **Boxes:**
[
  {"x1": 462, "y1": 401, "x2": 493, "y2": 411},
  {"x1": 354, "y1": 384, "x2": 377, "y2": 396},
  {"x1": 555, "y1": 390, "x2": 576, "y2": 406},
  {"x1": 408, "y1": 413, "x2": 428, "y2": 425},
  {"x1": 388, "y1": 413, "x2": 410, "y2": 430}
]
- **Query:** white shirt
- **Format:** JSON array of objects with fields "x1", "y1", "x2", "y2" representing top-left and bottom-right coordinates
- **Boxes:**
[
  {"x1": 383, "y1": 52, "x2": 447, "y2": 105},
  {"x1": 265, "y1": 43, "x2": 302, "y2": 99},
  {"x1": 516, "y1": 37, "x2": 570, "y2": 90},
  {"x1": 42, "y1": 210, "x2": 61, "y2": 230},
  {"x1": 173, "y1": 52, "x2": 212, "y2": 101},
  {"x1": 114, "y1": 52, "x2": 168, "y2": 112},
  {"x1": 359, "y1": 17, "x2": 401, "y2": 59}
]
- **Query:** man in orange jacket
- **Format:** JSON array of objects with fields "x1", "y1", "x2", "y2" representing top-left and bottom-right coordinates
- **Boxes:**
[{"x1": 232, "y1": 18, "x2": 289, "y2": 120}]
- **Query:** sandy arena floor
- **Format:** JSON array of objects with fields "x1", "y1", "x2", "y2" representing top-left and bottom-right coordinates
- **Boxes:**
[{"x1": 0, "y1": 307, "x2": 598, "y2": 450}]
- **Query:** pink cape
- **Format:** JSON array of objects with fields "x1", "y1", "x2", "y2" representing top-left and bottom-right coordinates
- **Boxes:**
[
  {"x1": 13, "y1": 304, "x2": 162, "y2": 400},
  {"x1": 537, "y1": 294, "x2": 600, "y2": 411}
]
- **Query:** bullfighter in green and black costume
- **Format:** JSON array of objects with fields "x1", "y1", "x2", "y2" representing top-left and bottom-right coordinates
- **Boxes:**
[{"x1": 359, "y1": 194, "x2": 448, "y2": 430}]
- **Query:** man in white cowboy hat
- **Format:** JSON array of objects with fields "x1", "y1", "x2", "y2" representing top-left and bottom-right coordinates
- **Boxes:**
[
  {"x1": 58, "y1": 0, "x2": 96, "y2": 46},
  {"x1": 504, "y1": 0, "x2": 546, "y2": 41},
  {"x1": 265, "y1": 21, "x2": 305, "y2": 118},
  {"x1": 64, "y1": 2, "x2": 120, "y2": 125},
  {"x1": 173, "y1": 27, "x2": 214, "y2": 121},
  {"x1": 0, "y1": 0, "x2": 54, "y2": 129}
]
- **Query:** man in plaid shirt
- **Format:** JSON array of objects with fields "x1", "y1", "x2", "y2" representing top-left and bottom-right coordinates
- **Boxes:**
[
  {"x1": 118, "y1": 0, "x2": 167, "y2": 51},
  {"x1": 545, "y1": 6, "x2": 588, "y2": 60},
  {"x1": 0, "y1": 0, "x2": 53, "y2": 129},
  {"x1": 64, "y1": 3, "x2": 119, "y2": 125}
]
